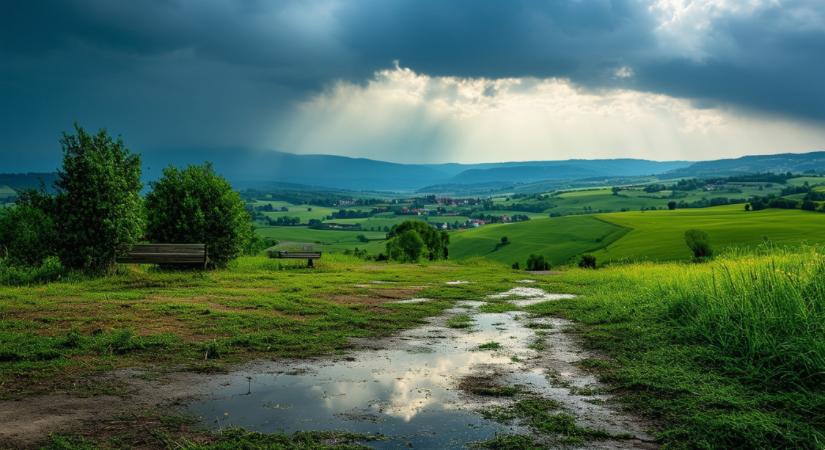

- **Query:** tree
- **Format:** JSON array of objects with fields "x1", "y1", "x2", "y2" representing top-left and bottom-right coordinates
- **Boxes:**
[
  {"x1": 511, "y1": 261, "x2": 520, "y2": 270},
  {"x1": 802, "y1": 200, "x2": 817, "y2": 211},
  {"x1": 526, "y1": 254, "x2": 550, "y2": 271},
  {"x1": 54, "y1": 125, "x2": 144, "y2": 272},
  {"x1": 386, "y1": 220, "x2": 449, "y2": 261},
  {"x1": 357, "y1": 234, "x2": 369, "y2": 243},
  {"x1": 386, "y1": 229, "x2": 425, "y2": 262},
  {"x1": 500, "y1": 236, "x2": 509, "y2": 245},
  {"x1": 578, "y1": 254, "x2": 597, "y2": 269},
  {"x1": 685, "y1": 229, "x2": 713, "y2": 260},
  {"x1": 745, "y1": 203, "x2": 752, "y2": 211},
  {"x1": 611, "y1": 186, "x2": 621, "y2": 196},
  {"x1": 667, "y1": 201, "x2": 677, "y2": 210},
  {"x1": 145, "y1": 164, "x2": 252, "y2": 268}
]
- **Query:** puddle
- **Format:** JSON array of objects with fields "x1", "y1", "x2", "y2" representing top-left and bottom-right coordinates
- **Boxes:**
[
  {"x1": 516, "y1": 279, "x2": 537, "y2": 284},
  {"x1": 445, "y1": 280, "x2": 469, "y2": 285},
  {"x1": 189, "y1": 311, "x2": 533, "y2": 448},
  {"x1": 187, "y1": 289, "x2": 649, "y2": 449},
  {"x1": 488, "y1": 287, "x2": 576, "y2": 307}
]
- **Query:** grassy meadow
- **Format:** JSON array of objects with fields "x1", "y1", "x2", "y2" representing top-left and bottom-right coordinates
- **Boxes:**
[
  {"x1": 0, "y1": 255, "x2": 519, "y2": 400},
  {"x1": 2, "y1": 246, "x2": 823, "y2": 448},
  {"x1": 529, "y1": 246, "x2": 825, "y2": 448},
  {"x1": 592, "y1": 204, "x2": 825, "y2": 262},
  {"x1": 255, "y1": 226, "x2": 387, "y2": 254}
]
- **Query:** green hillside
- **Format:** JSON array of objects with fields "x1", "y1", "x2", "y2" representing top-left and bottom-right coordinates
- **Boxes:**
[
  {"x1": 449, "y1": 215, "x2": 628, "y2": 265},
  {"x1": 593, "y1": 205, "x2": 825, "y2": 262},
  {"x1": 451, "y1": 205, "x2": 825, "y2": 266}
]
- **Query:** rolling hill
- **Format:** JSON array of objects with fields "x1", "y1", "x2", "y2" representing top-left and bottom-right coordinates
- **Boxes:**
[
  {"x1": 667, "y1": 151, "x2": 825, "y2": 178},
  {"x1": 450, "y1": 205, "x2": 825, "y2": 265},
  {"x1": 591, "y1": 205, "x2": 825, "y2": 262},
  {"x1": 449, "y1": 215, "x2": 629, "y2": 266}
]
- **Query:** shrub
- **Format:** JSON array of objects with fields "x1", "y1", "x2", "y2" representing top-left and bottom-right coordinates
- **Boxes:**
[
  {"x1": 54, "y1": 125, "x2": 144, "y2": 272},
  {"x1": 667, "y1": 201, "x2": 677, "y2": 210},
  {"x1": 0, "y1": 204, "x2": 57, "y2": 266},
  {"x1": 684, "y1": 229, "x2": 713, "y2": 260},
  {"x1": 578, "y1": 254, "x2": 597, "y2": 269},
  {"x1": 145, "y1": 164, "x2": 253, "y2": 268},
  {"x1": 0, "y1": 256, "x2": 64, "y2": 285},
  {"x1": 511, "y1": 261, "x2": 520, "y2": 270},
  {"x1": 526, "y1": 254, "x2": 550, "y2": 271}
]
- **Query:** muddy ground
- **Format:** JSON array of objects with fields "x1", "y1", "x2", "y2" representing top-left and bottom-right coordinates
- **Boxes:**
[{"x1": 0, "y1": 286, "x2": 657, "y2": 449}]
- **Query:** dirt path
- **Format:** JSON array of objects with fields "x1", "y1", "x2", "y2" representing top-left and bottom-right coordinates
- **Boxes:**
[{"x1": 0, "y1": 287, "x2": 656, "y2": 449}]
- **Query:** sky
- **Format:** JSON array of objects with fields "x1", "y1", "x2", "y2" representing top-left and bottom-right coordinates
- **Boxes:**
[{"x1": 2, "y1": 0, "x2": 824, "y2": 170}]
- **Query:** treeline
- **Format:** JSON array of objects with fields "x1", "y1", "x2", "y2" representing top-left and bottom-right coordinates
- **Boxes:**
[
  {"x1": 241, "y1": 189, "x2": 383, "y2": 208},
  {"x1": 470, "y1": 213, "x2": 531, "y2": 223},
  {"x1": 748, "y1": 184, "x2": 825, "y2": 212},
  {"x1": 329, "y1": 209, "x2": 373, "y2": 219},
  {"x1": 643, "y1": 172, "x2": 796, "y2": 195}
]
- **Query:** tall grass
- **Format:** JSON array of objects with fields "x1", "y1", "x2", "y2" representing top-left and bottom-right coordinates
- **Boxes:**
[{"x1": 665, "y1": 247, "x2": 825, "y2": 388}]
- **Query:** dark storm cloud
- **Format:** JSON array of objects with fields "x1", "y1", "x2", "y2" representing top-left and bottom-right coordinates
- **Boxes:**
[{"x1": 1, "y1": 0, "x2": 823, "y2": 169}]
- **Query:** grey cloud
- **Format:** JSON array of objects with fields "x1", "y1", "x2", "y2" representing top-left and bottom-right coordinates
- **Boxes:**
[{"x1": 1, "y1": 0, "x2": 823, "y2": 169}]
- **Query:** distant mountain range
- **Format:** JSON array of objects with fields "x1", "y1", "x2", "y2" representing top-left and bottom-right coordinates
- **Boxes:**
[
  {"x1": 666, "y1": 151, "x2": 825, "y2": 178},
  {"x1": 3, "y1": 150, "x2": 825, "y2": 195},
  {"x1": 141, "y1": 149, "x2": 690, "y2": 192}
]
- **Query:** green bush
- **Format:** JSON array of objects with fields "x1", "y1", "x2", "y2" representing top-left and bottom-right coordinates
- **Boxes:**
[
  {"x1": 145, "y1": 164, "x2": 253, "y2": 267},
  {"x1": 54, "y1": 125, "x2": 144, "y2": 272},
  {"x1": 684, "y1": 229, "x2": 713, "y2": 260},
  {"x1": 578, "y1": 254, "x2": 597, "y2": 269},
  {"x1": 526, "y1": 254, "x2": 550, "y2": 271},
  {"x1": 0, "y1": 204, "x2": 57, "y2": 266}
]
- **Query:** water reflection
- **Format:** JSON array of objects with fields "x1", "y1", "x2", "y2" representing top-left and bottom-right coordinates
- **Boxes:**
[{"x1": 188, "y1": 307, "x2": 548, "y2": 448}]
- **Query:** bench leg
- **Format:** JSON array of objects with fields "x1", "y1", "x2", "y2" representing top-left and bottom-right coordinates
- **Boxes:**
[{"x1": 307, "y1": 258, "x2": 314, "y2": 268}]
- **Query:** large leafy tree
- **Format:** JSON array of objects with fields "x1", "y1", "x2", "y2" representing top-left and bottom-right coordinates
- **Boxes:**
[
  {"x1": 386, "y1": 220, "x2": 449, "y2": 262},
  {"x1": 55, "y1": 125, "x2": 144, "y2": 272},
  {"x1": 145, "y1": 164, "x2": 252, "y2": 267}
]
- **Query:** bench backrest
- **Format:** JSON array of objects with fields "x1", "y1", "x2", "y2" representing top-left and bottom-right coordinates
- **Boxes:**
[
  {"x1": 271, "y1": 251, "x2": 322, "y2": 259},
  {"x1": 117, "y1": 243, "x2": 207, "y2": 266}
]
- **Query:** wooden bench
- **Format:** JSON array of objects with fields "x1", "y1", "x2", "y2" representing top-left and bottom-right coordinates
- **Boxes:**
[
  {"x1": 269, "y1": 250, "x2": 322, "y2": 267},
  {"x1": 117, "y1": 243, "x2": 208, "y2": 268}
]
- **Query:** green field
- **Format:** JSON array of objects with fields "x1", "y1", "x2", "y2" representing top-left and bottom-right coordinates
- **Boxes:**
[
  {"x1": 256, "y1": 226, "x2": 387, "y2": 254},
  {"x1": 450, "y1": 205, "x2": 825, "y2": 266},
  {"x1": 593, "y1": 205, "x2": 825, "y2": 262},
  {"x1": 251, "y1": 200, "x2": 338, "y2": 222},
  {"x1": 449, "y1": 215, "x2": 628, "y2": 265}
]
